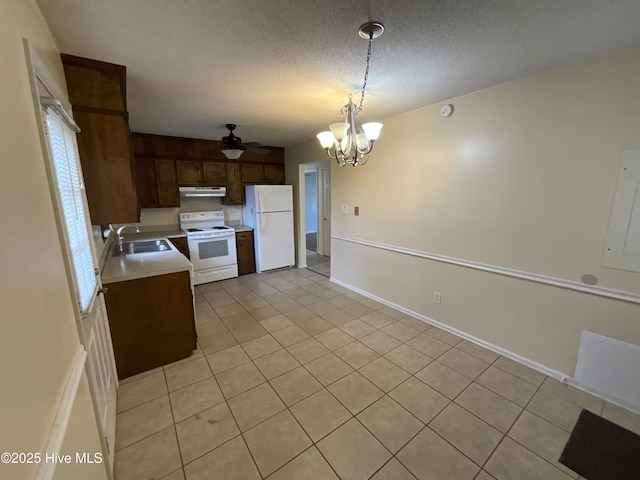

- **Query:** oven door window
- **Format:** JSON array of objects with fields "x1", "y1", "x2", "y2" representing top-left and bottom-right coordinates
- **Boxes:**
[{"x1": 198, "y1": 238, "x2": 230, "y2": 259}]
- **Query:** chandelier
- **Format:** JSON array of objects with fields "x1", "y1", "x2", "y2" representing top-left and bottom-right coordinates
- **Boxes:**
[{"x1": 317, "y1": 21, "x2": 384, "y2": 167}]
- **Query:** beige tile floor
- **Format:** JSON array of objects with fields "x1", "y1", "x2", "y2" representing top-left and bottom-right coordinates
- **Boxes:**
[{"x1": 113, "y1": 268, "x2": 640, "y2": 480}]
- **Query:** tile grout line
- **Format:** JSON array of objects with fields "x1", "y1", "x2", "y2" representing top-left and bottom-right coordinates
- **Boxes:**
[{"x1": 119, "y1": 269, "x2": 586, "y2": 480}]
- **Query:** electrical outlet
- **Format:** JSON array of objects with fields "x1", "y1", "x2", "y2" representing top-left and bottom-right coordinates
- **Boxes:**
[
  {"x1": 433, "y1": 291, "x2": 442, "y2": 304},
  {"x1": 341, "y1": 205, "x2": 348, "y2": 214},
  {"x1": 354, "y1": 206, "x2": 360, "y2": 216}
]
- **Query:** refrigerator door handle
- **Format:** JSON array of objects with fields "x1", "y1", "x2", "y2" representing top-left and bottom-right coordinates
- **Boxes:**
[{"x1": 258, "y1": 196, "x2": 263, "y2": 232}]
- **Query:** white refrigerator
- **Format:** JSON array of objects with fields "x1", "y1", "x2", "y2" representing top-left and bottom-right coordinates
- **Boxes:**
[{"x1": 243, "y1": 185, "x2": 295, "y2": 273}]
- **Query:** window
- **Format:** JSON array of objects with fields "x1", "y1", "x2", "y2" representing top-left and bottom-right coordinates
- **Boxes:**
[{"x1": 41, "y1": 100, "x2": 96, "y2": 312}]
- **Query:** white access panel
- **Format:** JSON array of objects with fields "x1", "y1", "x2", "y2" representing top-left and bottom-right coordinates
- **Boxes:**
[
  {"x1": 575, "y1": 331, "x2": 640, "y2": 410},
  {"x1": 255, "y1": 211, "x2": 295, "y2": 272},
  {"x1": 255, "y1": 185, "x2": 293, "y2": 213},
  {"x1": 602, "y1": 150, "x2": 640, "y2": 272}
]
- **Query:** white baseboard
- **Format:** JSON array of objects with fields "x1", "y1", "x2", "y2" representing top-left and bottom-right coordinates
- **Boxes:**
[
  {"x1": 330, "y1": 277, "x2": 567, "y2": 381},
  {"x1": 330, "y1": 277, "x2": 640, "y2": 414}
]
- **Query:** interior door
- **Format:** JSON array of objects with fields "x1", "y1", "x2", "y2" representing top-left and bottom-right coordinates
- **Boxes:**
[
  {"x1": 82, "y1": 289, "x2": 117, "y2": 468},
  {"x1": 321, "y1": 168, "x2": 331, "y2": 257}
]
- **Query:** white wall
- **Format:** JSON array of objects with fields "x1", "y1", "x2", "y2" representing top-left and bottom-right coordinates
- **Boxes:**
[
  {"x1": 0, "y1": 1, "x2": 106, "y2": 478},
  {"x1": 286, "y1": 47, "x2": 640, "y2": 377},
  {"x1": 136, "y1": 198, "x2": 243, "y2": 229}
]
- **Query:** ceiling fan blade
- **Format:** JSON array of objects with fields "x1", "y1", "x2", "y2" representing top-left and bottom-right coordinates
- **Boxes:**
[{"x1": 241, "y1": 142, "x2": 264, "y2": 148}]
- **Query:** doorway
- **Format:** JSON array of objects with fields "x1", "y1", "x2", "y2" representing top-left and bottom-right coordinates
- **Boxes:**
[{"x1": 300, "y1": 161, "x2": 331, "y2": 277}]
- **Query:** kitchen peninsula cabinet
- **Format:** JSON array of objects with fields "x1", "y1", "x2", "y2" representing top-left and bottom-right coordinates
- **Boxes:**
[
  {"x1": 236, "y1": 230, "x2": 255, "y2": 275},
  {"x1": 168, "y1": 236, "x2": 190, "y2": 259},
  {"x1": 104, "y1": 270, "x2": 196, "y2": 379},
  {"x1": 61, "y1": 54, "x2": 138, "y2": 224}
]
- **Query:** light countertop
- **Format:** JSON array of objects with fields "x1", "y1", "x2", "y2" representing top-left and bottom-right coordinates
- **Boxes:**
[
  {"x1": 231, "y1": 224, "x2": 253, "y2": 233},
  {"x1": 121, "y1": 228, "x2": 186, "y2": 242},
  {"x1": 102, "y1": 237, "x2": 192, "y2": 284}
]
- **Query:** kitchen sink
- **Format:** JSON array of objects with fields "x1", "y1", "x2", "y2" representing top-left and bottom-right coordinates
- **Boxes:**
[{"x1": 113, "y1": 239, "x2": 172, "y2": 256}]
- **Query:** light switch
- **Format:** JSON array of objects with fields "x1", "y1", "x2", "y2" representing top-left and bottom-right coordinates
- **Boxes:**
[
  {"x1": 354, "y1": 206, "x2": 360, "y2": 216},
  {"x1": 341, "y1": 205, "x2": 348, "y2": 214}
]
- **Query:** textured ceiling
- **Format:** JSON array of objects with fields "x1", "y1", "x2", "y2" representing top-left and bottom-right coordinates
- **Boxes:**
[{"x1": 36, "y1": 0, "x2": 640, "y2": 147}]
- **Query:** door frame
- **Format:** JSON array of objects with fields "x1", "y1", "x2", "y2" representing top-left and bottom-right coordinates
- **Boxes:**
[
  {"x1": 297, "y1": 160, "x2": 331, "y2": 268},
  {"x1": 319, "y1": 167, "x2": 331, "y2": 257},
  {"x1": 24, "y1": 39, "x2": 115, "y2": 479}
]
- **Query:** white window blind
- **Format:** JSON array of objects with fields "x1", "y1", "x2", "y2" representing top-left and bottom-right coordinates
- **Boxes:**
[{"x1": 42, "y1": 103, "x2": 96, "y2": 312}]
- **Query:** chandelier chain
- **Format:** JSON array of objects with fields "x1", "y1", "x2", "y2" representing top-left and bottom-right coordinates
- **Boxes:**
[{"x1": 358, "y1": 34, "x2": 374, "y2": 113}]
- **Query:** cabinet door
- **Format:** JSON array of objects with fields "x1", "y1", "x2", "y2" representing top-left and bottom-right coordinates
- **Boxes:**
[
  {"x1": 264, "y1": 165, "x2": 285, "y2": 184},
  {"x1": 203, "y1": 162, "x2": 227, "y2": 184},
  {"x1": 168, "y1": 236, "x2": 190, "y2": 259},
  {"x1": 241, "y1": 164, "x2": 264, "y2": 183},
  {"x1": 74, "y1": 111, "x2": 139, "y2": 224},
  {"x1": 155, "y1": 159, "x2": 179, "y2": 206},
  {"x1": 236, "y1": 231, "x2": 255, "y2": 275},
  {"x1": 222, "y1": 163, "x2": 242, "y2": 205},
  {"x1": 104, "y1": 271, "x2": 196, "y2": 379},
  {"x1": 176, "y1": 160, "x2": 203, "y2": 185},
  {"x1": 134, "y1": 157, "x2": 158, "y2": 208}
]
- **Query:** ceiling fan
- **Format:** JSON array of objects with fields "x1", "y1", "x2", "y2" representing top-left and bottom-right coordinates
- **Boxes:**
[{"x1": 221, "y1": 124, "x2": 269, "y2": 159}]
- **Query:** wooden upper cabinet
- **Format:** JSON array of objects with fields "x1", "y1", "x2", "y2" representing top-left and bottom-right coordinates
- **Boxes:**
[
  {"x1": 62, "y1": 54, "x2": 138, "y2": 224},
  {"x1": 73, "y1": 111, "x2": 138, "y2": 224},
  {"x1": 177, "y1": 160, "x2": 227, "y2": 186},
  {"x1": 241, "y1": 164, "x2": 264, "y2": 183},
  {"x1": 130, "y1": 132, "x2": 285, "y2": 207},
  {"x1": 176, "y1": 160, "x2": 203, "y2": 186},
  {"x1": 222, "y1": 163, "x2": 242, "y2": 205},
  {"x1": 134, "y1": 157, "x2": 158, "y2": 208},
  {"x1": 155, "y1": 159, "x2": 179, "y2": 206},
  {"x1": 264, "y1": 165, "x2": 285, "y2": 183},
  {"x1": 61, "y1": 55, "x2": 127, "y2": 111},
  {"x1": 134, "y1": 157, "x2": 179, "y2": 208},
  {"x1": 203, "y1": 162, "x2": 227, "y2": 184}
]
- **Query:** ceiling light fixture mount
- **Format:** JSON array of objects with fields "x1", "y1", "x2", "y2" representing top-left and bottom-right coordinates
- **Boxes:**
[{"x1": 317, "y1": 21, "x2": 384, "y2": 167}]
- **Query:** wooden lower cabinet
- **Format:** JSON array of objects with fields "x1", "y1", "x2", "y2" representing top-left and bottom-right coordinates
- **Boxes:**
[
  {"x1": 169, "y1": 236, "x2": 190, "y2": 259},
  {"x1": 236, "y1": 230, "x2": 255, "y2": 275},
  {"x1": 104, "y1": 271, "x2": 196, "y2": 379}
]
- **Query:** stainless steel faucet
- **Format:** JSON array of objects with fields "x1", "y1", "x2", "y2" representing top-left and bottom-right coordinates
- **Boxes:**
[{"x1": 113, "y1": 224, "x2": 140, "y2": 254}]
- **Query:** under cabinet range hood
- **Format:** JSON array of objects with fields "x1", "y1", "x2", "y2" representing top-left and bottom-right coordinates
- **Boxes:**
[{"x1": 179, "y1": 186, "x2": 226, "y2": 197}]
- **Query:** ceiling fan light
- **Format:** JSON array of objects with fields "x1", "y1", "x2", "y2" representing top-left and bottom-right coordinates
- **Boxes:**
[
  {"x1": 316, "y1": 131, "x2": 335, "y2": 149},
  {"x1": 362, "y1": 122, "x2": 383, "y2": 141},
  {"x1": 222, "y1": 148, "x2": 244, "y2": 160}
]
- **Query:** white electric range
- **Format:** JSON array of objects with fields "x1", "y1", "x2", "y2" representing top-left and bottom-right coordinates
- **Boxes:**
[{"x1": 179, "y1": 211, "x2": 238, "y2": 285}]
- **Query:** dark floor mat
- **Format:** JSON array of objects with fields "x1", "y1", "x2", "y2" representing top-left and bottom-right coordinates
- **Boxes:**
[{"x1": 559, "y1": 409, "x2": 640, "y2": 480}]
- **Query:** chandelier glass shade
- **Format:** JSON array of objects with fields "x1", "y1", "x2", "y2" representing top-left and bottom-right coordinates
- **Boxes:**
[{"x1": 317, "y1": 21, "x2": 384, "y2": 167}]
